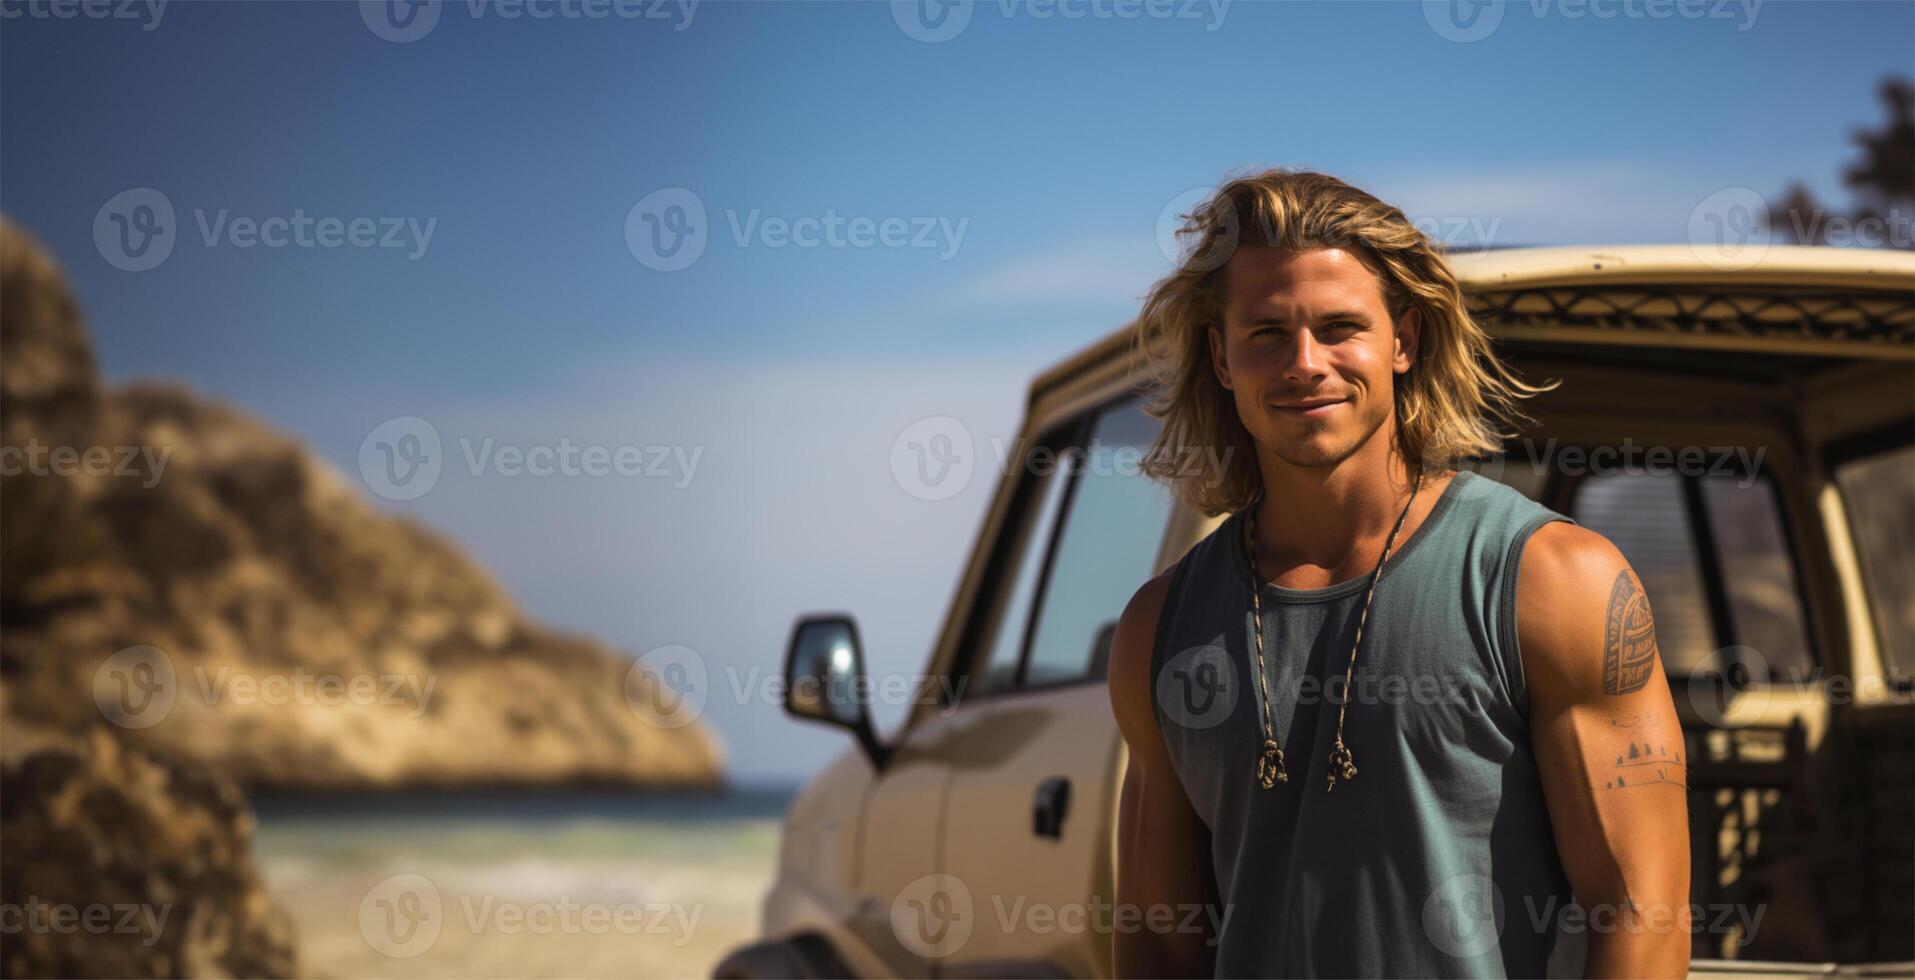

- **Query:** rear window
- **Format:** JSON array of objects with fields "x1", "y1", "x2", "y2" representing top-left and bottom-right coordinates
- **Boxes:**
[
  {"x1": 1570, "y1": 467, "x2": 1816, "y2": 682},
  {"x1": 1833, "y1": 442, "x2": 1915, "y2": 682},
  {"x1": 1572, "y1": 472, "x2": 1717, "y2": 676}
]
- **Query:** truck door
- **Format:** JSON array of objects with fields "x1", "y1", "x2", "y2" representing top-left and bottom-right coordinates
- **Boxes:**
[
  {"x1": 849, "y1": 417, "x2": 1087, "y2": 979},
  {"x1": 911, "y1": 396, "x2": 1174, "y2": 979},
  {"x1": 1798, "y1": 358, "x2": 1913, "y2": 966},
  {"x1": 926, "y1": 398, "x2": 1164, "y2": 980}
]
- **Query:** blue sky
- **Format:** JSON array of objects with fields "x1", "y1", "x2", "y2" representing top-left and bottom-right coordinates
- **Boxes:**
[{"x1": 4, "y1": 0, "x2": 1909, "y2": 782}]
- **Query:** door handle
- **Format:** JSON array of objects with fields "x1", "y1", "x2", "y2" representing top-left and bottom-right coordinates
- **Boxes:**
[{"x1": 1032, "y1": 776, "x2": 1071, "y2": 839}]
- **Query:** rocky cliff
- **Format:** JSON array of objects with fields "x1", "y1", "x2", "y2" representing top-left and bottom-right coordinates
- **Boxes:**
[
  {"x1": 0, "y1": 216, "x2": 724, "y2": 790},
  {"x1": 1, "y1": 728, "x2": 302, "y2": 978}
]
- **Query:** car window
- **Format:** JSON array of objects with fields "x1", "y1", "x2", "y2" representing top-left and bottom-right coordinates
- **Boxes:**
[
  {"x1": 1834, "y1": 442, "x2": 1915, "y2": 682},
  {"x1": 1571, "y1": 466, "x2": 1815, "y2": 681},
  {"x1": 1700, "y1": 475, "x2": 1815, "y2": 682},
  {"x1": 1021, "y1": 399, "x2": 1173, "y2": 687},
  {"x1": 970, "y1": 431, "x2": 1075, "y2": 698},
  {"x1": 1573, "y1": 472, "x2": 1718, "y2": 676}
]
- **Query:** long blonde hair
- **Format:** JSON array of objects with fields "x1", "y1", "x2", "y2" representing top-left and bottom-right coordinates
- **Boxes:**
[{"x1": 1134, "y1": 169, "x2": 1556, "y2": 516}]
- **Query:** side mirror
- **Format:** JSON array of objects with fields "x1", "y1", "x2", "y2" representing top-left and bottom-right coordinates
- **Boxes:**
[{"x1": 783, "y1": 614, "x2": 890, "y2": 772}]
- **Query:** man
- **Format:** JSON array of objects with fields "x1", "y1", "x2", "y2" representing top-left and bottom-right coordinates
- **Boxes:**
[{"x1": 1107, "y1": 170, "x2": 1691, "y2": 978}]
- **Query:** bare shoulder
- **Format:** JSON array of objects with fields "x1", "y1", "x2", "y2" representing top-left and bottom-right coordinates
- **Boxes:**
[
  {"x1": 1517, "y1": 519, "x2": 1658, "y2": 696},
  {"x1": 1107, "y1": 567, "x2": 1178, "y2": 748},
  {"x1": 1520, "y1": 520, "x2": 1631, "y2": 592}
]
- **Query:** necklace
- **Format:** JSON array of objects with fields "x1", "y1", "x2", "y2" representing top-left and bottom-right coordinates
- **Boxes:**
[{"x1": 1244, "y1": 469, "x2": 1422, "y2": 792}]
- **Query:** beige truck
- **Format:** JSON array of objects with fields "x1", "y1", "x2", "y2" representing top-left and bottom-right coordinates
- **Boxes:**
[{"x1": 716, "y1": 245, "x2": 1915, "y2": 980}]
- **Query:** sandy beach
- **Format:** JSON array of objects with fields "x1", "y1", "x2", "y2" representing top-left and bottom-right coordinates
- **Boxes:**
[{"x1": 250, "y1": 789, "x2": 790, "y2": 979}]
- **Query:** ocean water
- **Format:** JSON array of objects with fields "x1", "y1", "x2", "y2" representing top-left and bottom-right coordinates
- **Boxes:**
[{"x1": 250, "y1": 785, "x2": 798, "y2": 980}]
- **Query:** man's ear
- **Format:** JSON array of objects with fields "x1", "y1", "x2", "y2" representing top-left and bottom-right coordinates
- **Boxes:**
[
  {"x1": 1393, "y1": 305, "x2": 1421, "y2": 375},
  {"x1": 1208, "y1": 325, "x2": 1233, "y2": 391}
]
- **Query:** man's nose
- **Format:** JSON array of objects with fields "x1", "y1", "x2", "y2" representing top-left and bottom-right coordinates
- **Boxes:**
[{"x1": 1282, "y1": 327, "x2": 1326, "y2": 383}]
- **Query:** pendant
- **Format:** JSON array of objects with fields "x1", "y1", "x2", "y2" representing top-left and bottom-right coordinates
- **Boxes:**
[
  {"x1": 1256, "y1": 739, "x2": 1288, "y2": 788},
  {"x1": 1326, "y1": 739, "x2": 1358, "y2": 791}
]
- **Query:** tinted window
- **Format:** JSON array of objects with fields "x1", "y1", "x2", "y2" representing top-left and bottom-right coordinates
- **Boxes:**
[
  {"x1": 1021, "y1": 400, "x2": 1173, "y2": 687},
  {"x1": 1574, "y1": 472, "x2": 1717, "y2": 675},
  {"x1": 1835, "y1": 442, "x2": 1915, "y2": 681},
  {"x1": 971, "y1": 431, "x2": 1074, "y2": 697},
  {"x1": 1701, "y1": 475, "x2": 1814, "y2": 681},
  {"x1": 1572, "y1": 467, "x2": 1815, "y2": 681}
]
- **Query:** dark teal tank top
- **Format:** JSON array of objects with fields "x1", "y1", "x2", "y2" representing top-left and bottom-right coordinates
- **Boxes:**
[{"x1": 1149, "y1": 469, "x2": 1589, "y2": 978}]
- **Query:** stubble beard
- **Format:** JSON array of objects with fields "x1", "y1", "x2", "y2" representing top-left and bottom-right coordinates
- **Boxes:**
[{"x1": 1252, "y1": 396, "x2": 1393, "y2": 472}]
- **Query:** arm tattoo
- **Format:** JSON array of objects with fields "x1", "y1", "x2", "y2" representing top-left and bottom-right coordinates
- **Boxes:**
[
  {"x1": 1602, "y1": 568, "x2": 1657, "y2": 695},
  {"x1": 1600, "y1": 712, "x2": 1686, "y2": 791}
]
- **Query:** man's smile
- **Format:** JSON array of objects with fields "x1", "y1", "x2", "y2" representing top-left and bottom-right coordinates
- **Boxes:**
[{"x1": 1272, "y1": 396, "x2": 1349, "y2": 418}]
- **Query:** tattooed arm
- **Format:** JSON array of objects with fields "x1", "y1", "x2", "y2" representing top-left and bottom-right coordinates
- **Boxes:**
[{"x1": 1517, "y1": 521, "x2": 1692, "y2": 979}]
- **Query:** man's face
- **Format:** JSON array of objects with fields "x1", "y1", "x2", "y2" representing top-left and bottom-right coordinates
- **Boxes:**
[{"x1": 1207, "y1": 245, "x2": 1418, "y2": 470}]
